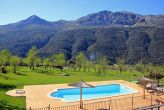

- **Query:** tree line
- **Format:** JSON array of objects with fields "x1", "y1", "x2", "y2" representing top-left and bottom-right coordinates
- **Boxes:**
[
  {"x1": 0, "y1": 46, "x2": 126, "y2": 75},
  {"x1": 0, "y1": 47, "x2": 65, "y2": 73},
  {"x1": 0, "y1": 47, "x2": 109, "y2": 74},
  {"x1": 0, "y1": 46, "x2": 163, "y2": 83}
]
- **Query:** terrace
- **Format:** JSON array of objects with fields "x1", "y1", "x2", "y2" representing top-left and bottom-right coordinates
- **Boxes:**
[{"x1": 7, "y1": 80, "x2": 164, "y2": 110}]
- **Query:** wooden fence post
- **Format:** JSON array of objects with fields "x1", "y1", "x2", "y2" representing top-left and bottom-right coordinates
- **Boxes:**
[
  {"x1": 48, "y1": 104, "x2": 50, "y2": 110},
  {"x1": 151, "y1": 93, "x2": 153, "y2": 106},
  {"x1": 108, "y1": 98, "x2": 112, "y2": 110},
  {"x1": 132, "y1": 95, "x2": 134, "y2": 110}
]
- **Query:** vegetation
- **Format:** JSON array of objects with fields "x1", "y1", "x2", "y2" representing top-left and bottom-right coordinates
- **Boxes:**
[
  {"x1": 135, "y1": 61, "x2": 146, "y2": 73},
  {"x1": 10, "y1": 56, "x2": 20, "y2": 73},
  {"x1": 25, "y1": 46, "x2": 39, "y2": 70},
  {"x1": 1, "y1": 26, "x2": 164, "y2": 65},
  {"x1": 52, "y1": 53, "x2": 66, "y2": 71},
  {"x1": 116, "y1": 58, "x2": 125, "y2": 73},
  {"x1": 0, "y1": 11, "x2": 164, "y2": 109},
  {"x1": 74, "y1": 52, "x2": 88, "y2": 71},
  {"x1": 43, "y1": 58, "x2": 51, "y2": 71},
  {"x1": 94, "y1": 56, "x2": 108, "y2": 75},
  {"x1": 0, "y1": 47, "x2": 163, "y2": 109},
  {"x1": 145, "y1": 65, "x2": 164, "y2": 85},
  {"x1": 0, "y1": 49, "x2": 11, "y2": 73}
]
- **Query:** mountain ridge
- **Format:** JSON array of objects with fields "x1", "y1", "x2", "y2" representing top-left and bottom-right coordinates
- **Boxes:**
[
  {"x1": 0, "y1": 10, "x2": 164, "y2": 64},
  {"x1": 1, "y1": 10, "x2": 164, "y2": 27}
]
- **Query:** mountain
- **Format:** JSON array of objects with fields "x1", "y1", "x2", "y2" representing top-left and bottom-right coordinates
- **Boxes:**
[
  {"x1": 40, "y1": 27, "x2": 164, "y2": 64},
  {"x1": 14, "y1": 15, "x2": 51, "y2": 26},
  {"x1": 0, "y1": 15, "x2": 57, "y2": 56},
  {"x1": 0, "y1": 11, "x2": 164, "y2": 64},
  {"x1": 75, "y1": 10, "x2": 142, "y2": 26},
  {"x1": 0, "y1": 15, "x2": 69, "y2": 56},
  {"x1": 75, "y1": 10, "x2": 164, "y2": 27},
  {"x1": 135, "y1": 15, "x2": 164, "y2": 27},
  {"x1": 0, "y1": 15, "x2": 50, "y2": 31}
]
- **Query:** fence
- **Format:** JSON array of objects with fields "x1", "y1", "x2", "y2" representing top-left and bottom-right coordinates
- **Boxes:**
[
  {"x1": 135, "y1": 104, "x2": 164, "y2": 110},
  {"x1": 28, "y1": 95, "x2": 163, "y2": 110}
]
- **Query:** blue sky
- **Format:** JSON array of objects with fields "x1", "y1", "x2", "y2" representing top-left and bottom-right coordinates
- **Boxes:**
[{"x1": 0, "y1": 0, "x2": 164, "y2": 25}]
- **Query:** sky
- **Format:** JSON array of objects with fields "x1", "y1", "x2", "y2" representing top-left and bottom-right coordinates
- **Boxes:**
[{"x1": 0, "y1": 0, "x2": 164, "y2": 25}]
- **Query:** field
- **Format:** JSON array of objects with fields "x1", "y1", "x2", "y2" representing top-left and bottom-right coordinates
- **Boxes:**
[{"x1": 0, "y1": 66, "x2": 163, "y2": 109}]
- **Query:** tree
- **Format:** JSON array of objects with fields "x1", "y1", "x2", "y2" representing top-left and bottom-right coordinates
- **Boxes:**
[
  {"x1": 0, "y1": 49, "x2": 11, "y2": 73},
  {"x1": 75, "y1": 52, "x2": 87, "y2": 71},
  {"x1": 25, "y1": 46, "x2": 38, "y2": 70},
  {"x1": 35, "y1": 58, "x2": 42, "y2": 68},
  {"x1": 86, "y1": 61, "x2": 93, "y2": 72},
  {"x1": 145, "y1": 63, "x2": 154, "y2": 73},
  {"x1": 43, "y1": 58, "x2": 51, "y2": 70},
  {"x1": 10, "y1": 56, "x2": 20, "y2": 73},
  {"x1": 146, "y1": 66, "x2": 164, "y2": 85},
  {"x1": 135, "y1": 61, "x2": 147, "y2": 74},
  {"x1": 53, "y1": 53, "x2": 66, "y2": 71},
  {"x1": 116, "y1": 58, "x2": 125, "y2": 73},
  {"x1": 98, "y1": 56, "x2": 108, "y2": 73},
  {"x1": 95, "y1": 63, "x2": 102, "y2": 76},
  {"x1": 94, "y1": 56, "x2": 108, "y2": 75},
  {"x1": 69, "y1": 61, "x2": 76, "y2": 71}
]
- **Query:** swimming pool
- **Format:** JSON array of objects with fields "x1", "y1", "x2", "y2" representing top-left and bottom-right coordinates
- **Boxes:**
[{"x1": 50, "y1": 84, "x2": 138, "y2": 102}]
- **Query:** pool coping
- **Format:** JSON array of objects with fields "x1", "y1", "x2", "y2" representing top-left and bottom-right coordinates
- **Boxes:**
[{"x1": 48, "y1": 83, "x2": 139, "y2": 102}]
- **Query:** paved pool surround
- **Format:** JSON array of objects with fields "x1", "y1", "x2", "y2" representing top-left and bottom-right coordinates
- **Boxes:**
[{"x1": 7, "y1": 80, "x2": 160, "y2": 109}]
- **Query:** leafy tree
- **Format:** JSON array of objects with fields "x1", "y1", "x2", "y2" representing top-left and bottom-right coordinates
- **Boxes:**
[
  {"x1": 135, "y1": 61, "x2": 147, "y2": 74},
  {"x1": 86, "y1": 61, "x2": 93, "y2": 72},
  {"x1": 145, "y1": 63, "x2": 154, "y2": 73},
  {"x1": 53, "y1": 53, "x2": 66, "y2": 71},
  {"x1": 147, "y1": 72, "x2": 164, "y2": 85},
  {"x1": 82, "y1": 59, "x2": 89, "y2": 72},
  {"x1": 43, "y1": 58, "x2": 51, "y2": 70},
  {"x1": 94, "y1": 56, "x2": 108, "y2": 75},
  {"x1": 18, "y1": 58, "x2": 24, "y2": 66},
  {"x1": 10, "y1": 56, "x2": 20, "y2": 73},
  {"x1": 0, "y1": 49, "x2": 11, "y2": 73},
  {"x1": 146, "y1": 66, "x2": 164, "y2": 85},
  {"x1": 35, "y1": 58, "x2": 42, "y2": 68},
  {"x1": 69, "y1": 61, "x2": 76, "y2": 70},
  {"x1": 98, "y1": 56, "x2": 108, "y2": 73},
  {"x1": 95, "y1": 63, "x2": 102, "y2": 76},
  {"x1": 25, "y1": 46, "x2": 38, "y2": 70},
  {"x1": 74, "y1": 52, "x2": 87, "y2": 71},
  {"x1": 116, "y1": 58, "x2": 125, "y2": 73}
]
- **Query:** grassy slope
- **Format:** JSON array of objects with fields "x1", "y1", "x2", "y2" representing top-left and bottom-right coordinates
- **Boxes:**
[{"x1": 0, "y1": 66, "x2": 163, "y2": 108}]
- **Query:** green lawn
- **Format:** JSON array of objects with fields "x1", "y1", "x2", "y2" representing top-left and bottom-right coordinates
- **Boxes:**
[{"x1": 0, "y1": 66, "x2": 163, "y2": 109}]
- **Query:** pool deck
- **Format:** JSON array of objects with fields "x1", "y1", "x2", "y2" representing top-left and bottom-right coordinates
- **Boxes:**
[{"x1": 6, "y1": 80, "x2": 164, "y2": 109}]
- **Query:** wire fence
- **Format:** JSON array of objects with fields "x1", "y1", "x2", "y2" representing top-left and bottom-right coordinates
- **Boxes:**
[{"x1": 27, "y1": 94, "x2": 163, "y2": 110}]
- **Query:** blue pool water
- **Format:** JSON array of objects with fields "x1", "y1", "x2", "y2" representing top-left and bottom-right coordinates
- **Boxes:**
[{"x1": 50, "y1": 84, "x2": 137, "y2": 102}]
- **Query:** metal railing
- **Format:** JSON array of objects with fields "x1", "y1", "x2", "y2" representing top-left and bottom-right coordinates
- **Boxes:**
[
  {"x1": 27, "y1": 95, "x2": 163, "y2": 110},
  {"x1": 135, "y1": 104, "x2": 164, "y2": 110}
]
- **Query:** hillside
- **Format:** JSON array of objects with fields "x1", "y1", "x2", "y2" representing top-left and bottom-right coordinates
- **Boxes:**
[
  {"x1": 0, "y1": 11, "x2": 164, "y2": 63},
  {"x1": 40, "y1": 27, "x2": 164, "y2": 64}
]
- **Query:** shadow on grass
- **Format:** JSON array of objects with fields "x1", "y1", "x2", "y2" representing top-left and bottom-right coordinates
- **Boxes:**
[
  {"x1": 89, "y1": 72, "x2": 116, "y2": 77},
  {"x1": 33, "y1": 69, "x2": 56, "y2": 76},
  {"x1": 0, "y1": 100, "x2": 25, "y2": 110},
  {"x1": 0, "y1": 83, "x2": 16, "y2": 90},
  {"x1": 15, "y1": 72, "x2": 27, "y2": 76}
]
